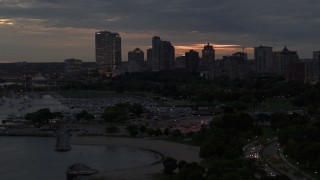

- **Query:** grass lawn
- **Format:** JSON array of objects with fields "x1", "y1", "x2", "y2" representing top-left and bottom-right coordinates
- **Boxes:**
[{"x1": 262, "y1": 98, "x2": 294, "y2": 111}]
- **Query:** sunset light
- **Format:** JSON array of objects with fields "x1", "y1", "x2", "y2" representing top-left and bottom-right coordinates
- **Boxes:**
[{"x1": 0, "y1": 19, "x2": 13, "y2": 25}]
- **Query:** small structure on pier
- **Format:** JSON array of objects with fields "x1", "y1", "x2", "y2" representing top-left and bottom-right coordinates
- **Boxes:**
[{"x1": 56, "y1": 132, "x2": 71, "y2": 152}]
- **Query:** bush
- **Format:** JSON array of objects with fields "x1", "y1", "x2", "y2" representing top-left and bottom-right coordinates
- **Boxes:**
[{"x1": 106, "y1": 126, "x2": 119, "y2": 134}]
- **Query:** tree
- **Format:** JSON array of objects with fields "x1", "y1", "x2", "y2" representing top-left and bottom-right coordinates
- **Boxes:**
[
  {"x1": 178, "y1": 161, "x2": 205, "y2": 180},
  {"x1": 147, "y1": 128, "x2": 155, "y2": 136},
  {"x1": 130, "y1": 103, "x2": 144, "y2": 116},
  {"x1": 164, "y1": 128, "x2": 170, "y2": 136},
  {"x1": 126, "y1": 125, "x2": 139, "y2": 136},
  {"x1": 163, "y1": 157, "x2": 178, "y2": 175},
  {"x1": 106, "y1": 126, "x2": 119, "y2": 134},
  {"x1": 171, "y1": 129, "x2": 182, "y2": 138},
  {"x1": 139, "y1": 125, "x2": 147, "y2": 133},
  {"x1": 101, "y1": 106, "x2": 129, "y2": 123},
  {"x1": 154, "y1": 128, "x2": 163, "y2": 136},
  {"x1": 75, "y1": 110, "x2": 95, "y2": 121},
  {"x1": 25, "y1": 108, "x2": 54, "y2": 124}
]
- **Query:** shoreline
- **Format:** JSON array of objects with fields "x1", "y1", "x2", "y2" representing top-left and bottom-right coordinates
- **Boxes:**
[{"x1": 70, "y1": 136, "x2": 201, "y2": 180}]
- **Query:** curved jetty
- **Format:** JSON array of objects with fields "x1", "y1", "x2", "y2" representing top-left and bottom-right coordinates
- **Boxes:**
[
  {"x1": 55, "y1": 132, "x2": 71, "y2": 152},
  {"x1": 66, "y1": 163, "x2": 99, "y2": 180}
]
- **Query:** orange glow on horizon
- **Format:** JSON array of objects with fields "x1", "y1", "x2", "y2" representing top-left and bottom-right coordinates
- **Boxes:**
[
  {"x1": 0, "y1": 19, "x2": 14, "y2": 25},
  {"x1": 175, "y1": 43, "x2": 254, "y2": 58}
]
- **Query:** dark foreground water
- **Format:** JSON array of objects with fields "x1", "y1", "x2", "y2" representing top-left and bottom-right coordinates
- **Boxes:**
[{"x1": 0, "y1": 137, "x2": 162, "y2": 180}]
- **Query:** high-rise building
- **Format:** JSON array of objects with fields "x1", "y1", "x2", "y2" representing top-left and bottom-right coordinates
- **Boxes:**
[
  {"x1": 146, "y1": 48, "x2": 153, "y2": 69},
  {"x1": 95, "y1": 31, "x2": 121, "y2": 72},
  {"x1": 274, "y1": 46, "x2": 299, "y2": 77},
  {"x1": 175, "y1": 56, "x2": 186, "y2": 69},
  {"x1": 128, "y1": 48, "x2": 144, "y2": 64},
  {"x1": 152, "y1": 36, "x2": 162, "y2": 70},
  {"x1": 201, "y1": 43, "x2": 215, "y2": 71},
  {"x1": 254, "y1": 46, "x2": 273, "y2": 73},
  {"x1": 309, "y1": 51, "x2": 320, "y2": 83},
  {"x1": 127, "y1": 48, "x2": 145, "y2": 72},
  {"x1": 185, "y1": 50, "x2": 200, "y2": 73},
  {"x1": 160, "y1": 41, "x2": 175, "y2": 70},
  {"x1": 151, "y1": 36, "x2": 175, "y2": 71}
]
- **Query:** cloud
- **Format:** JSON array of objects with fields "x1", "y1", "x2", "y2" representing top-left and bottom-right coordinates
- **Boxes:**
[{"x1": 0, "y1": 0, "x2": 320, "y2": 61}]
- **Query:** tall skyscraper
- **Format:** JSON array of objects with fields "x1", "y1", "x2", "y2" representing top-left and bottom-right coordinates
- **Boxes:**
[
  {"x1": 151, "y1": 36, "x2": 175, "y2": 71},
  {"x1": 274, "y1": 46, "x2": 299, "y2": 77},
  {"x1": 254, "y1": 46, "x2": 273, "y2": 73},
  {"x1": 185, "y1": 50, "x2": 200, "y2": 73},
  {"x1": 201, "y1": 43, "x2": 215, "y2": 71},
  {"x1": 160, "y1": 41, "x2": 175, "y2": 70},
  {"x1": 95, "y1": 31, "x2": 121, "y2": 72}
]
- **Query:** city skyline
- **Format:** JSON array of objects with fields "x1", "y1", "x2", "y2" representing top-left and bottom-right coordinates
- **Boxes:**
[{"x1": 0, "y1": 0, "x2": 320, "y2": 62}]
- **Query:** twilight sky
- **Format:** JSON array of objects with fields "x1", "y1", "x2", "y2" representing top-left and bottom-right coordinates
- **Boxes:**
[{"x1": 0, "y1": 0, "x2": 319, "y2": 62}]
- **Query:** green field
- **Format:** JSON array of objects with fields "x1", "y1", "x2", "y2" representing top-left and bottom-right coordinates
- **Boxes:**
[{"x1": 59, "y1": 90, "x2": 155, "y2": 98}]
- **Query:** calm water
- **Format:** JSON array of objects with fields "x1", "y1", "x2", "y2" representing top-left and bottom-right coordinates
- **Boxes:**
[{"x1": 0, "y1": 137, "x2": 162, "y2": 180}]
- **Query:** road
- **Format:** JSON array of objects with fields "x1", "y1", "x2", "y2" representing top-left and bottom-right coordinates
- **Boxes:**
[
  {"x1": 262, "y1": 140, "x2": 315, "y2": 180},
  {"x1": 243, "y1": 141, "x2": 279, "y2": 177}
]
